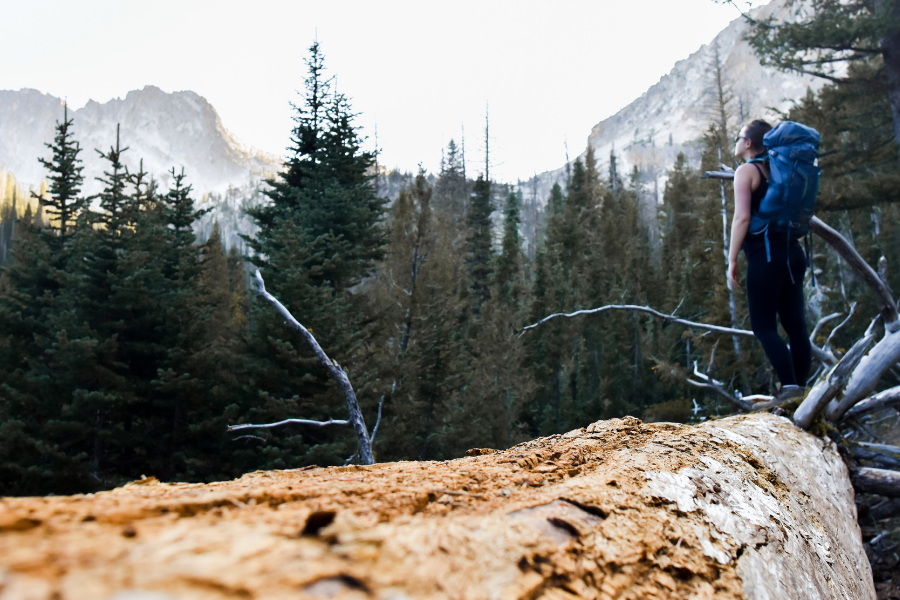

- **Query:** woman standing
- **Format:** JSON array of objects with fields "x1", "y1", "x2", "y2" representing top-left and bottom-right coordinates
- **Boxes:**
[{"x1": 727, "y1": 120, "x2": 811, "y2": 401}]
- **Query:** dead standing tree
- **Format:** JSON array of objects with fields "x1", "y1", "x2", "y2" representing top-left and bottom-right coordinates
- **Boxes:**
[
  {"x1": 227, "y1": 270, "x2": 376, "y2": 465},
  {"x1": 520, "y1": 193, "x2": 900, "y2": 497}
]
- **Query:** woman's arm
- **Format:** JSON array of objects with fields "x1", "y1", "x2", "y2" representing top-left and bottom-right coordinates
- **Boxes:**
[{"x1": 727, "y1": 164, "x2": 755, "y2": 289}]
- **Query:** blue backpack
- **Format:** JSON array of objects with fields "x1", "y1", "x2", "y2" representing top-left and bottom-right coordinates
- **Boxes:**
[{"x1": 748, "y1": 122, "x2": 821, "y2": 257}]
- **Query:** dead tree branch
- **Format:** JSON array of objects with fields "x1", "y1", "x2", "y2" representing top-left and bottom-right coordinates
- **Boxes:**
[
  {"x1": 849, "y1": 445, "x2": 900, "y2": 471},
  {"x1": 843, "y1": 385, "x2": 900, "y2": 420},
  {"x1": 228, "y1": 270, "x2": 375, "y2": 465},
  {"x1": 686, "y1": 378, "x2": 754, "y2": 412},
  {"x1": 793, "y1": 332, "x2": 876, "y2": 429},
  {"x1": 852, "y1": 467, "x2": 900, "y2": 497},
  {"x1": 688, "y1": 361, "x2": 775, "y2": 411},
  {"x1": 228, "y1": 418, "x2": 350, "y2": 432},
  {"x1": 826, "y1": 327, "x2": 900, "y2": 422},
  {"x1": 518, "y1": 304, "x2": 756, "y2": 338},
  {"x1": 810, "y1": 217, "x2": 899, "y2": 330}
]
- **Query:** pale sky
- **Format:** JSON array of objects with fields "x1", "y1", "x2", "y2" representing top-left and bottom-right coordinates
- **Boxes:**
[{"x1": 2, "y1": 0, "x2": 756, "y2": 182}]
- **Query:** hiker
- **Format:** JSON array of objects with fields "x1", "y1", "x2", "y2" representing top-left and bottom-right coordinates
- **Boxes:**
[{"x1": 727, "y1": 119, "x2": 816, "y2": 401}]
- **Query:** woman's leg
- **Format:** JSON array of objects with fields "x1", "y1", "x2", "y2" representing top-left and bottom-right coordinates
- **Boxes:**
[
  {"x1": 778, "y1": 243, "x2": 811, "y2": 386},
  {"x1": 746, "y1": 248, "x2": 799, "y2": 386}
]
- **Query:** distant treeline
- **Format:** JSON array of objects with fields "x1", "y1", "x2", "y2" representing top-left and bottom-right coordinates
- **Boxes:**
[{"x1": 1, "y1": 22, "x2": 898, "y2": 495}]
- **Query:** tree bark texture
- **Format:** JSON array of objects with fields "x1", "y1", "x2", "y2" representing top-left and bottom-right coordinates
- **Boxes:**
[{"x1": 0, "y1": 413, "x2": 873, "y2": 600}]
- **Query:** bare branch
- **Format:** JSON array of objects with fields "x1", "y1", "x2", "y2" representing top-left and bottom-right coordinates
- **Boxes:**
[
  {"x1": 228, "y1": 418, "x2": 350, "y2": 432},
  {"x1": 827, "y1": 330, "x2": 900, "y2": 422},
  {"x1": 810, "y1": 312, "x2": 842, "y2": 345},
  {"x1": 686, "y1": 379, "x2": 753, "y2": 412},
  {"x1": 518, "y1": 304, "x2": 756, "y2": 338},
  {"x1": 794, "y1": 333, "x2": 876, "y2": 429},
  {"x1": 701, "y1": 171, "x2": 738, "y2": 181},
  {"x1": 843, "y1": 385, "x2": 900, "y2": 420},
  {"x1": 850, "y1": 445, "x2": 900, "y2": 471},
  {"x1": 810, "y1": 217, "x2": 899, "y2": 330},
  {"x1": 247, "y1": 270, "x2": 375, "y2": 465},
  {"x1": 858, "y1": 442, "x2": 900, "y2": 457},
  {"x1": 370, "y1": 395, "x2": 385, "y2": 443},
  {"x1": 825, "y1": 302, "x2": 857, "y2": 349}
]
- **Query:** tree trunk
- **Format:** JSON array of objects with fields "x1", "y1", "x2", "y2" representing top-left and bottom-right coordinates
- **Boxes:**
[{"x1": 0, "y1": 413, "x2": 874, "y2": 599}]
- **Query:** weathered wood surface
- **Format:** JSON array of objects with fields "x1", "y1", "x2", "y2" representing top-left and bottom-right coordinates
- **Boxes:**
[{"x1": 0, "y1": 414, "x2": 873, "y2": 600}]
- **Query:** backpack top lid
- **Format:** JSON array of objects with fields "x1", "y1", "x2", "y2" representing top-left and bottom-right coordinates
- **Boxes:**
[{"x1": 763, "y1": 121, "x2": 820, "y2": 162}]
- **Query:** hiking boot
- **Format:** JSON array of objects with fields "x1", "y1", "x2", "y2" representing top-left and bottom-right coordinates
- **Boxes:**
[{"x1": 774, "y1": 385, "x2": 805, "y2": 403}]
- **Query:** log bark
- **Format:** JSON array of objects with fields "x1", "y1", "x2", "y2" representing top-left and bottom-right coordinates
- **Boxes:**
[
  {"x1": 853, "y1": 466, "x2": 900, "y2": 497},
  {"x1": 0, "y1": 413, "x2": 875, "y2": 599}
]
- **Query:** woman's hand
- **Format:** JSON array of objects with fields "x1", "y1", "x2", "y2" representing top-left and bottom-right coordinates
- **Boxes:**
[{"x1": 728, "y1": 258, "x2": 741, "y2": 290}]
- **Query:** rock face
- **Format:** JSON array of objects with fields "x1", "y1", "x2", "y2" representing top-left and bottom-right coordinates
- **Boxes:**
[
  {"x1": 0, "y1": 413, "x2": 873, "y2": 600},
  {"x1": 526, "y1": 0, "x2": 823, "y2": 210},
  {"x1": 0, "y1": 86, "x2": 280, "y2": 198},
  {"x1": 0, "y1": 86, "x2": 280, "y2": 250}
]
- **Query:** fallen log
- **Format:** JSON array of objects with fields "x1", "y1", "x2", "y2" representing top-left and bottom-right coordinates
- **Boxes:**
[
  {"x1": 853, "y1": 467, "x2": 900, "y2": 497},
  {"x1": 0, "y1": 413, "x2": 874, "y2": 600}
]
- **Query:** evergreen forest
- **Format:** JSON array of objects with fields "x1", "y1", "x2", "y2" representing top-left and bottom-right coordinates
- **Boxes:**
[{"x1": 2, "y1": 4, "x2": 899, "y2": 497}]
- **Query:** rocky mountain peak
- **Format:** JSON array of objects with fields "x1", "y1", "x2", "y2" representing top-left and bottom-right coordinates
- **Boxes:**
[{"x1": 0, "y1": 85, "x2": 280, "y2": 199}]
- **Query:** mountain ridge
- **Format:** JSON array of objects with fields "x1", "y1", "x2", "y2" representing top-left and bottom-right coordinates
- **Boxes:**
[
  {"x1": 522, "y1": 0, "x2": 822, "y2": 210},
  {"x1": 0, "y1": 85, "x2": 280, "y2": 198}
]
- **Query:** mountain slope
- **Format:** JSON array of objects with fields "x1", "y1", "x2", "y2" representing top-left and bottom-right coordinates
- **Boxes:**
[
  {"x1": 0, "y1": 86, "x2": 280, "y2": 197},
  {"x1": 525, "y1": 0, "x2": 822, "y2": 207}
]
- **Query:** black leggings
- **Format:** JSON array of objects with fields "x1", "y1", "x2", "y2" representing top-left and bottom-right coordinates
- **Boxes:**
[{"x1": 745, "y1": 240, "x2": 811, "y2": 387}]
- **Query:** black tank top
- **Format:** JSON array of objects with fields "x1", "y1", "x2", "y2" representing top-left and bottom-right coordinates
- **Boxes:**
[{"x1": 749, "y1": 162, "x2": 768, "y2": 215}]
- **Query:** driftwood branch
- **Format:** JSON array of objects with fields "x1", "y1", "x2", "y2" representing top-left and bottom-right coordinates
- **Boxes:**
[
  {"x1": 688, "y1": 362, "x2": 774, "y2": 411},
  {"x1": 686, "y1": 378, "x2": 754, "y2": 412},
  {"x1": 858, "y1": 441, "x2": 900, "y2": 457},
  {"x1": 809, "y1": 217, "x2": 899, "y2": 330},
  {"x1": 810, "y1": 312, "x2": 842, "y2": 343},
  {"x1": 852, "y1": 467, "x2": 900, "y2": 497},
  {"x1": 843, "y1": 384, "x2": 900, "y2": 420},
  {"x1": 518, "y1": 304, "x2": 756, "y2": 338},
  {"x1": 793, "y1": 332, "x2": 876, "y2": 429},
  {"x1": 227, "y1": 418, "x2": 350, "y2": 432},
  {"x1": 809, "y1": 312, "x2": 841, "y2": 366},
  {"x1": 826, "y1": 328, "x2": 900, "y2": 422},
  {"x1": 850, "y1": 445, "x2": 900, "y2": 471},
  {"x1": 233, "y1": 270, "x2": 374, "y2": 465},
  {"x1": 370, "y1": 395, "x2": 385, "y2": 443}
]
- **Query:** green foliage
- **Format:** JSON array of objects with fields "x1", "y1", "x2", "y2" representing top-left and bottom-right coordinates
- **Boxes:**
[
  {"x1": 466, "y1": 175, "x2": 494, "y2": 312},
  {"x1": 741, "y1": 0, "x2": 895, "y2": 81},
  {"x1": 35, "y1": 105, "x2": 86, "y2": 239}
]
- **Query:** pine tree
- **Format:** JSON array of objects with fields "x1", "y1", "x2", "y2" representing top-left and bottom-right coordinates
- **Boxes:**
[
  {"x1": 739, "y1": 0, "x2": 900, "y2": 165},
  {"x1": 241, "y1": 42, "x2": 388, "y2": 467},
  {"x1": 35, "y1": 104, "x2": 86, "y2": 241},
  {"x1": 466, "y1": 175, "x2": 494, "y2": 313},
  {"x1": 494, "y1": 189, "x2": 525, "y2": 308}
]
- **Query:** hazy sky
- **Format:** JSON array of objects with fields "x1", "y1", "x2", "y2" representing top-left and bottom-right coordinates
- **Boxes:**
[{"x1": 3, "y1": 0, "x2": 757, "y2": 182}]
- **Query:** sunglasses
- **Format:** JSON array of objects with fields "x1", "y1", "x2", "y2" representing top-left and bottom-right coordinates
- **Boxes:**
[{"x1": 735, "y1": 135, "x2": 747, "y2": 143}]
